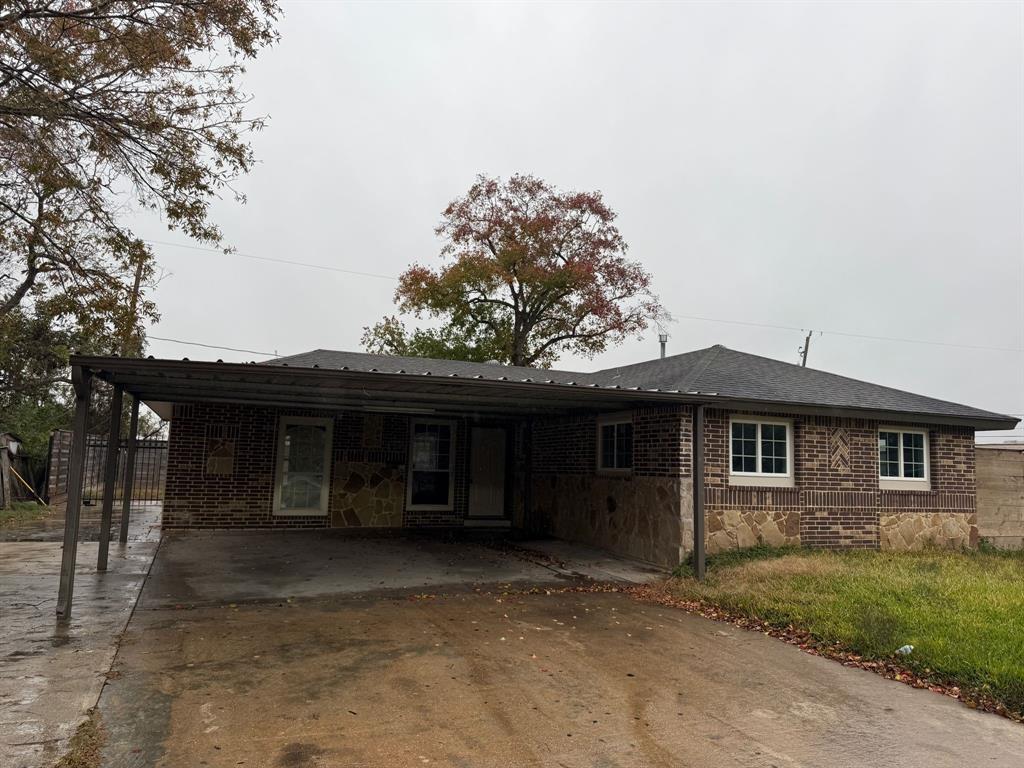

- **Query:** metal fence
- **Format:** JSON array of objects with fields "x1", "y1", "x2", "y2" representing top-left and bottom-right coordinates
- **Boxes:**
[{"x1": 47, "y1": 430, "x2": 167, "y2": 506}]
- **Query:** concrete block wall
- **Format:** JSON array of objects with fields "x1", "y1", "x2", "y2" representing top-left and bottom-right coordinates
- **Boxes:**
[{"x1": 976, "y1": 447, "x2": 1024, "y2": 549}]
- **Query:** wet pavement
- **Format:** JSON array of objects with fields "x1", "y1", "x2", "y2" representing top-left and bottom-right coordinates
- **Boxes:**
[
  {"x1": 99, "y1": 588, "x2": 1024, "y2": 768},
  {"x1": 137, "y1": 531, "x2": 664, "y2": 611},
  {"x1": 0, "y1": 502, "x2": 162, "y2": 543},
  {"x1": 95, "y1": 532, "x2": 1024, "y2": 768},
  {"x1": 0, "y1": 506, "x2": 160, "y2": 768}
]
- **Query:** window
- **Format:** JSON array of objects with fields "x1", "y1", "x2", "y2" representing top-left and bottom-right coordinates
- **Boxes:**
[
  {"x1": 878, "y1": 428, "x2": 929, "y2": 487},
  {"x1": 598, "y1": 417, "x2": 633, "y2": 472},
  {"x1": 273, "y1": 417, "x2": 333, "y2": 515},
  {"x1": 407, "y1": 420, "x2": 455, "y2": 510},
  {"x1": 729, "y1": 418, "x2": 793, "y2": 485}
]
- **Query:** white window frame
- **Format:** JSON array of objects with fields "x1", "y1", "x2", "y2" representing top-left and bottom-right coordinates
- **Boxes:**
[
  {"x1": 406, "y1": 418, "x2": 457, "y2": 512},
  {"x1": 273, "y1": 415, "x2": 333, "y2": 516},
  {"x1": 878, "y1": 426, "x2": 930, "y2": 491},
  {"x1": 596, "y1": 413, "x2": 633, "y2": 475},
  {"x1": 728, "y1": 417, "x2": 794, "y2": 488}
]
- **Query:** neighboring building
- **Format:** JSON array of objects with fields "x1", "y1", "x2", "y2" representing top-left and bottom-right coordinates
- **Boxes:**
[
  {"x1": 70, "y1": 345, "x2": 1018, "y2": 568},
  {"x1": 976, "y1": 444, "x2": 1024, "y2": 549}
]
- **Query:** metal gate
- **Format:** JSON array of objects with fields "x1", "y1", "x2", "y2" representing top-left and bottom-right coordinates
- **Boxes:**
[{"x1": 46, "y1": 431, "x2": 167, "y2": 505}]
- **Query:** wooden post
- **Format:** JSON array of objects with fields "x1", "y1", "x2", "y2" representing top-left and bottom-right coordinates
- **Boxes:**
[
  {"x1": 119, "y1": 396, "x2": 140, "y2": 544},
  {"x1": 0, "y1": 434, "x2": 12, "y2": 510},
  {"x1": 97, "y1": 386, "x2": 123, "y2": 571},
  {"x1": 693, "y1": 404, "x2": 706, "y2": 581},
  {"x1": 57, "y1": 366, "x2": 93, "y2": 620}
]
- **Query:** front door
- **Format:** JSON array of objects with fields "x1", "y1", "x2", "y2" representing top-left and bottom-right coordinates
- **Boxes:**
[{"x1": 468, "y1": 427, "x2": 507, "y2": 518}]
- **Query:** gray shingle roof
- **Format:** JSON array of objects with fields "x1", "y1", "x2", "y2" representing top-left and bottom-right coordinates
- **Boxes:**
[
  {"x1": 592, "y1": 345, "x2": 1012, "y2": 423},
  {"x1": 266, "y1": 345, "x2": 1016, "y2": 427}
]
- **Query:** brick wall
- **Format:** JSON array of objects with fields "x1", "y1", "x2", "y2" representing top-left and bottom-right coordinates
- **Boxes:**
[
  {"x1": 702, "y1": 409, "x2": 977, "y2": 551},
  {"x1": 532, "y1": 406, "x2": 691, "y2": 478},
  {"x1": 530, "y1": 406, "x2": 691, "y2": 566},
  {"x1": 163, "y1": 403, "x2": 469, "y2": 529},
  {"x1": 163, "y1": 399, "x2": 979, "y2": 556}
]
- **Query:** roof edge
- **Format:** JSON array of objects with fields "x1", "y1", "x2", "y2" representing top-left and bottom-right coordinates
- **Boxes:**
[{"x1": 69, "y1": 355, "x2": 1019, "y2": 431}]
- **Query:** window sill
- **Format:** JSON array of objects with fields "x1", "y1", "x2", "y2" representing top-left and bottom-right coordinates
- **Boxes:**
[
  {"x1": 407, "y1": 504, "x2": 455, "y2": 512},
  {"x1": 728, "y1": 474, "x2": 794, "y2": 488},
  {"x1": 273, "y1": 508, "x2": 327, "y2": 516},
  {"x1": 597, "y1": 468, "x2": 633, "y2": 478},
  {"x1": 879, "y1": 479, "x2": 932, "y2": 492}
]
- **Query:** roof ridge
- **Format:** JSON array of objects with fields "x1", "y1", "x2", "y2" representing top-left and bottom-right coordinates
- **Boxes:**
[
  {"x1": 676, "y1": 345, "x2": 725, "y2": 393},
  {"x1": 714, "y1": 345, "x2": 1007, "y2": 415}
]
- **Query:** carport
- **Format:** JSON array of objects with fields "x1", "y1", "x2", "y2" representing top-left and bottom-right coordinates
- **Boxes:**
[{"x1": 57, "y1": 355, "x2": 712, "y2": 619}]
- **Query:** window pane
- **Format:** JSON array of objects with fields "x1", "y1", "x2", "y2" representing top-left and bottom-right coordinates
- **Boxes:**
[
  {"x1": 615, "y1": 423, "x2": 633, "y2": 469},
  {"x1": 760, "y1": 424, "x2": 787, "y2": 474},
  {"x1": 879, "y1": 431, "x2": 900, "y2": 477},
  {"x1": 902, "y1": 432, "x2": 925, "y2": 479},
  {"x1": 410, "y1": 423, "x2": 453, "y2": 506},
  {"x1": 600, "y1": 424, "x2": 616, "y2": 469},
  {"x1": 280, "y1": 423, "x2": 327, "y2": 510},
  {"x1": 410, "y1": 470, "x2": 450, "y2": 506},
  {"x1": 412, "y1": 423, "x2": 451, "y2": 471},
  {"x1": 731, "y1": 422, "x2": 757, "y2": 473}
]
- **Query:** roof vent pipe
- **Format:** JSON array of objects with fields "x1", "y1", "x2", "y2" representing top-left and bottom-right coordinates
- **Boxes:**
[{"x1": 658, "y1": 333, "x2": 669, "y2": 359}]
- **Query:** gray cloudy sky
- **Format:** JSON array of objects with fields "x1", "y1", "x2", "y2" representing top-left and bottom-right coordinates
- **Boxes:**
[{"x1": 132, "y1": 1, "x2": 1024, "y2": 439}]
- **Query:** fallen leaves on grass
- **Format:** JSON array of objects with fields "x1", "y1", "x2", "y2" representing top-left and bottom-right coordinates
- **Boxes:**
[
  {"x1": 625, "y1": 582, "x2": 1023, "y2": 724},
  {"x1": 54, "y1": 709, "x2": 104, "y2": 768}
]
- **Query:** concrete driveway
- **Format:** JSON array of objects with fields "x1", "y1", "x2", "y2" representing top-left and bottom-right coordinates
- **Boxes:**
[
  {"x1": 93, "y1": 531, "x2": 1024, "y2": 768},
  {"x1": 0, "y1": 505, "x2": 160, "y2": 768}
]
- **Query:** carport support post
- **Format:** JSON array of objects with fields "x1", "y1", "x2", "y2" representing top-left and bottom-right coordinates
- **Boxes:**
[
  {"x1": 118, "y1": 395, "x2": 140, "y2": 544},
  {"x1": 692, "y1": 404, "x2": 706, "y2": 581},
  {"x1": 57, "y1": 366, "x2": 93, "y2": 620},
  {"x1": 97, "y1": 385, "x2": 124, "y2": 571}
]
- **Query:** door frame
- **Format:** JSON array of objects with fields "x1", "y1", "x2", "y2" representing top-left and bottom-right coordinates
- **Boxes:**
[{"x1": 467, "y1": 422, "x2": 513, "y2": 521}]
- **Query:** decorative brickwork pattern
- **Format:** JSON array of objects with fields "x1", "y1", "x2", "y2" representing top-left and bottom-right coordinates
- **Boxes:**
[
  {"x1": 828, "y1": 428, "x2": 851, "y2": 473},
  {"x1": 702, "y1": 409, "x2": 977, "y2": 551}
]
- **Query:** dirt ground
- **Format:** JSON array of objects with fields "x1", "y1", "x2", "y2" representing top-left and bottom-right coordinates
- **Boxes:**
[{"x1": 93, "y1": 534, "x2": 1024, "y2": 768}]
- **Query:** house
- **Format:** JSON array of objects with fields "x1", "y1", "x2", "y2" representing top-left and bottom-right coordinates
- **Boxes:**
[{"x1": 55, "y1": 344, "x2": 1017, "y2": 617}]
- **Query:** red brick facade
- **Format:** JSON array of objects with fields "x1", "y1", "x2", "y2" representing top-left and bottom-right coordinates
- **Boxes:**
[
  {"x1": 163, "y1": 399, "x2": 978, "y2": 557},
  {"x1": 702, "y1": 409, "x2": 976, "y2": 549},
  {"x1": 163, "y1": 403, "x2": 470, "y2": 529}
]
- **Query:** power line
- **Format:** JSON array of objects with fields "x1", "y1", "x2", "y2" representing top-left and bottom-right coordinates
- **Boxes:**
[
  {"x1": 145, "y1": 239, "x2": 398, "y2": 281},
  {"x1": 145, "y1": 239, "x2": 1023, "y2": 355},
  {"x1": 670, "y1": 313, "x2": 1023, "y2": 355},
  {"x1": 148, "y1": 334, "x2": 280, "y2": 358}
]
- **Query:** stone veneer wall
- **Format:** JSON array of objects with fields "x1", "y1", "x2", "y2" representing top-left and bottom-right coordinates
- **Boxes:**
[
  {"x1": 530, "y1": 406, "x2": 692, "y2": 567},
  {"x1": 702, "y1": 409, "x2": 977, "y2": 553},
  {"x1": 163, "y1": 403, "x2": 470, "y2": 528},
  {"x1": 163, "y1": 400, "x2": 980, "y2": 557}
]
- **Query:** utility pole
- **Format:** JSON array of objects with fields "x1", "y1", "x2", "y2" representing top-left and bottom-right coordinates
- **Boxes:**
[
  {"x1": 799, "y1": 331, "x2": 813, "y2": 367},
  {"x1": 123, "y1": 255, "x2": 145, "y2": 356}
]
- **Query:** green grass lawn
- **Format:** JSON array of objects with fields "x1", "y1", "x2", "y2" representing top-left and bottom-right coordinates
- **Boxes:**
[
  {"x1": 0, "y1": 500, "x2": 47, "y2": 527},
  {"x1": 667, "y1": 546, "x2": 1024, "y2": 716}
]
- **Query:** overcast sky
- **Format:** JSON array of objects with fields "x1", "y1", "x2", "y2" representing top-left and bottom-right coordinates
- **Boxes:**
[{"x1": 131, "y1": 1, "x2": 1024, "y2": 438}]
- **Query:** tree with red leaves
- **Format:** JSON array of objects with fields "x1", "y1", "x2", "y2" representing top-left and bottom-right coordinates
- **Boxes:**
[{"x1": 362, "y1": 174, "x2": 666, "y2": 368}]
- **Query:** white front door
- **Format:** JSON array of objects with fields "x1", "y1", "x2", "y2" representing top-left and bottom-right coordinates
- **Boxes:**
[{"x1": 468, "y1": 427, "x2": 507, "y2": 518}]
